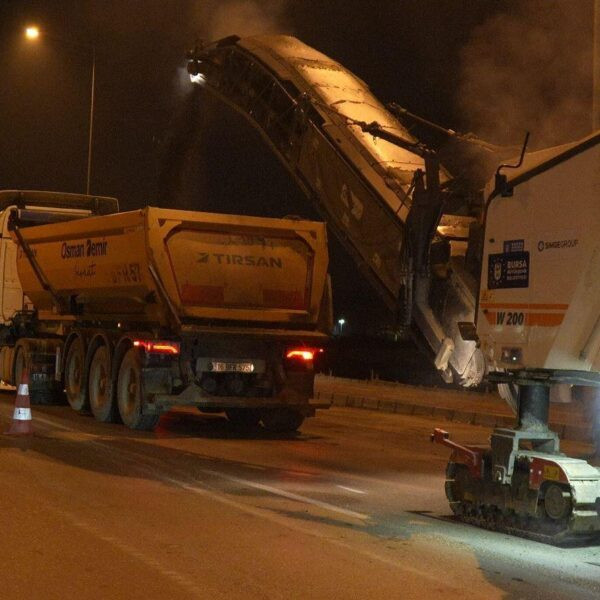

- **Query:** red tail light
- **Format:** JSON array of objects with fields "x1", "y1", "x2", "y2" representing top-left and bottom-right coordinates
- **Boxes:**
[
  {"x1": 285, "y1": 347, "x2": 324, "y2": 361},
  {"x1": 133, "y1": 340, "x2": 180, "y2": 355}
]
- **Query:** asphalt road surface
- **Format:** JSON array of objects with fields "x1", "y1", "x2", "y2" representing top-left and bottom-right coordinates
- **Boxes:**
[{"x1": 1, "y1": 394, "x2": 600, "y2": 599}]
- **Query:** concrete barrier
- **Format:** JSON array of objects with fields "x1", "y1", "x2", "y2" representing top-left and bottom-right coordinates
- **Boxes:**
[{"x1": 318, "y1": 381, "x2": 593, "y2": 443}]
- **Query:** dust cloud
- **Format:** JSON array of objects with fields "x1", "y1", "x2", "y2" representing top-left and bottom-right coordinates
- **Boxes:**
[
  {"x1": 87, "y1": 0, "x2": 290, "y2": 51},
  {"x1": 82, "y1": 0, "x2": 291, "y2": 207},
  {"x1": 159, "y1": 1, "x2": 291, "y2": 207},
  {"x1": 456, "y1": 0, "x2": 594, "y2": 150},
  {"x1": 192, "y1": 0, "x2": 291, "y2": 41},
  {"x1": 172, "y1": 1, "x2": 290, "y2": 98}
]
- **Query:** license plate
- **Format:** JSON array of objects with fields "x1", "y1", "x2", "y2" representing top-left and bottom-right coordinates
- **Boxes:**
[{"x1": 209, "y1": 361, "x2": 255, "y2": 373}]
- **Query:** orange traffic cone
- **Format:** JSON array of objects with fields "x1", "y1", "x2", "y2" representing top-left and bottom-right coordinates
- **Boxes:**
[{"x1": 4, "y1": 366, "x2": 33, "y2": 436}]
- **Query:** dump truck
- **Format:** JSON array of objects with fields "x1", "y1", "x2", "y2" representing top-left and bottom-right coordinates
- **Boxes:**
[{"x1": 0, "y1": 190, "x2": 332, "y2": 432}]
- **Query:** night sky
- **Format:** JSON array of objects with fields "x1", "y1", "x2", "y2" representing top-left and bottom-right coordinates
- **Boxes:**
[{"x1": 0, "y1": 1, "x2": 594, "y2": 333}]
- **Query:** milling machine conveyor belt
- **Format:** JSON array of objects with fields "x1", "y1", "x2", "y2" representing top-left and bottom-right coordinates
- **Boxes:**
[{"x1": 188, "y1": 34, "x2": 483, "y2": 386}]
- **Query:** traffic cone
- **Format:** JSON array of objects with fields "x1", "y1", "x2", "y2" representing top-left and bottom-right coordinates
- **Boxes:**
[{"x1": 4, "y1": 366, "x2": 33, "y2": 436}]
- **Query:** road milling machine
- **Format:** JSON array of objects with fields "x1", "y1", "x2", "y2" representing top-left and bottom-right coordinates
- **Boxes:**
[
  {"x1": 187, "y1": 34, "x2": 600, "y2": 542},
  {"x1": 434, "y1": 132, "x2": 600, "y2": 543}
]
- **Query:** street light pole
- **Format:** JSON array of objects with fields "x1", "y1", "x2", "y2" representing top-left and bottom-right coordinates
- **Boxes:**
[
  {"x1": 594, "y1": 0, "x2": 600, "y2": 130},
  {"x1": 86, "y1": 47, "x2": 96, "y2": 195}
]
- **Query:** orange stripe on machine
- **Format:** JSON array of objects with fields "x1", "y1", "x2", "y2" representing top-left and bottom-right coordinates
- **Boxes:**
[
  {"x1": 525, "y1": 313, "x2": 565, "y2": 327},
  {"x1": 480, "y1": 302, "x2": 569, "y2": 310}
]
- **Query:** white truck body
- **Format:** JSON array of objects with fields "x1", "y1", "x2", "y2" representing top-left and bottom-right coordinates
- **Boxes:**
[{"x1": 478, "y1": 131, "x2": 600, "y2": 376}]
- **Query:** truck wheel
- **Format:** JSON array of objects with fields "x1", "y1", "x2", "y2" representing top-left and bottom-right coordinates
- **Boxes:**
[
  {"x1": 65, "y1": 338, "x2": 88, "y2": 413},
  {"x1": 89, "y1": 345, "x2": 118, "y2": 423},
  {"x1": 117, "y1": 348, "x2": 159, "y2": 431},
  {"x1": 225, "y1": 408, "x2": 261, "y2": 429},
  {"x1": 261, "y1": 408, "x2": 305, "y2": 433}
]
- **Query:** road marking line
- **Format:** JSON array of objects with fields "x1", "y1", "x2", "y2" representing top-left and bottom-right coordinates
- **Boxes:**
[
  {"x1": 28, "y1": 412, "x2": 370, "y2": 521},
  {"x1": 337, "y1": 485, "x2": 367, "y2": 495},
  {"x1": 152, "y1": 474, "x2": 418, "y2": 571},
  {"x1": 104, "y1": 439, "x2": 371, "y2": 522},
  {"x1": 28, "y1": 414, "x2": 77, "y2": 431},
  {"x1": 205, "y1": 471, "x2": 369, "y2": 520}
]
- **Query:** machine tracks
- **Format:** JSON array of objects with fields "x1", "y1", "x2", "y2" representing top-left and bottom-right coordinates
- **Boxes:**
[
  {"x1": 446, "y1": 462, "x2": 600, "y2": 546},
  {"x1": 451, "y1": 503, "x2": 597, "y2": 546}
]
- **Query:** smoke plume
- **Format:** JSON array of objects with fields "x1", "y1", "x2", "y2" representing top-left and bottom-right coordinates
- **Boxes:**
[
  {"x1": 157, "y1": 87, "x2": 209, "y2": 210},
  {"x1": 159, "y1": 1, "x2": 291, "y2": 207},
  {"x1": 456, "y1": 1, "x2": 594, "y2": 149},
  {"x1": 81, "y1": 0, "x2": 292, "y2": 207},
  {"x1": 88, "y1": 0, "x2": 290, "y2": 45},
  {"x1": 193, "y1": 0, "x2": 291, "y2": 41}
]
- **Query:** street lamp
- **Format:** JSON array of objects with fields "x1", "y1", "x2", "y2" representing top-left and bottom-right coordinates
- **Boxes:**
[
  {"x1": 25, "y1": 26, "x2": 40, "y2": 40},
  {"x1": 337, "y1": 318, "x2": 346, "y2": 335},
  {"x1": 24, "y1": 25, "x2": 96, "y2": 195}
]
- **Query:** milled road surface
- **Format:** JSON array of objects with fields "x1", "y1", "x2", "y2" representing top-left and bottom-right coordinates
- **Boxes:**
[{"x1": 1, "y1": 395, "x2": 600, "y2": 599}]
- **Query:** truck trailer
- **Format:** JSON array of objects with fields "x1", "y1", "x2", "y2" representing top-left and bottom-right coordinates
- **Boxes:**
[{"x1": 0, "y1": 190, "x2": 332, "y2": 432}]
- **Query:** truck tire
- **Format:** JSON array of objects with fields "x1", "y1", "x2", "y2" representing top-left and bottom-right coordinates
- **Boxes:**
[
  {"x1": 89, "y1": 345, "x2": 118, "y2": 423},
  {"x1": 14, "y1": 346, "x2": 61, "y2": 405},
  {"x1": 225, "y1": 408, "x2": 261, "y2": 429},
  {"x1": 117, "y1": 348, "x2": 159, "y2": 431},
  {"x1": 65, "y1": 337, "x2": 88, "y2": 413},
  {"x1": 261, "y1": 408, "x2": 304, "y2": 433}
]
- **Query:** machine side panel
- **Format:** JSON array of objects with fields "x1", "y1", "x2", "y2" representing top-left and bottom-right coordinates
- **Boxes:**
[
  {"x1": 478, "y1": 145, "x2": 600, "y2": 372},
  {"x1": 296, "y1": 123, "x2": 405, "y2": 307}
]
